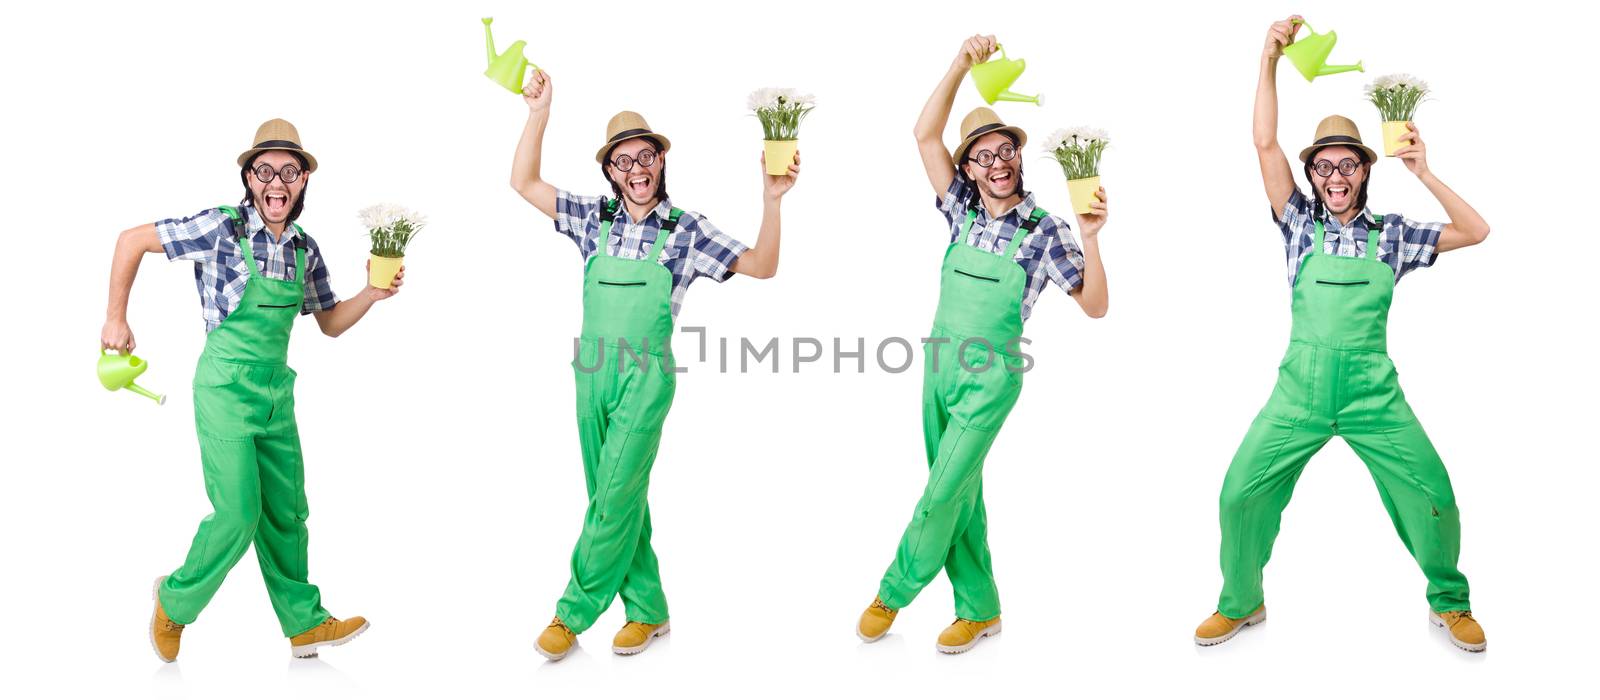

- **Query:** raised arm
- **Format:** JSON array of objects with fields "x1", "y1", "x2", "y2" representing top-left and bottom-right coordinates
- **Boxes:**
[
  {"x1": 510, "y1": 69, "x2": 560, "y2": 218},
  {"x1": 101, "y1": 223, "x2": 164, "y2": 353},
  {"x1": 730, "y1": 150, "x2": 803, "y2": 279},
  {"x1": 1391, "y1": 122, "x2": 1490, "y2": 253},
  {"x1": 915, "y1": 35, "x2": 996, "y2": 199},
  {"x1": 1255, "y1": 16, "x2": 1302, "y2": 216}
]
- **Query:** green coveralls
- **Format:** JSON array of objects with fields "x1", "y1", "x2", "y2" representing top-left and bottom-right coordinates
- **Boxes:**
[
  {"x1": 159, "y1": 207, "x2": 331, "y2": 637},
  {"x1": 1217, "y1": 221, "x2": 1471, "y2": 618},
  {"x1": 878, "y1": 208, "x2": 1044, "y2": 621},
  {"x1": 555, "y1": 201, "x2": 683, "y2": 634}
]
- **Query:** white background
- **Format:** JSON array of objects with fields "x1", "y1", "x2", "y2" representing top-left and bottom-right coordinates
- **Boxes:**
[{"x1": 2, "y1": 0, "x2": 1593, "y2": 697}]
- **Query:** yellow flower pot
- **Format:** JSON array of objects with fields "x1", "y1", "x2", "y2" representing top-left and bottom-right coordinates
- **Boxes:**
[
  {"x1": 764, "y1": 139, "x2": 798, "y2": 176},
  {"x1": 1067, "y1": 176, "x2": 1101, "y2": 215},
  {"x1": 1382, "y1": 120, "x2": 1412, "y2": 157},
  {"x1": 369, "y1": 253, "x2": 404, "y2": 290}
]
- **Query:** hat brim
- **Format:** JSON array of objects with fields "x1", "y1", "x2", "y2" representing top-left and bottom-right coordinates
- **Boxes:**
[
  {"x1": 595, "y1": 132, "x2": 672, "y2": 164},
  {"x1": 952, "y1": 124, "x2": 1028, "y2": 167},
  {"x1": 237, "y1": 147, "x2": 319, "y2": 173},
  {"x1": 1298, "y1": 137, "x2": 1377, "y2": 164}
]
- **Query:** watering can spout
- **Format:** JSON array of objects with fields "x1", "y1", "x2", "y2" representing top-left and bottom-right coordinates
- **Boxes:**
[
  {"x1": 483, "y1": 17, "x2": 497, "y2": 67},
  {"x1": 481, "y1": 17, "x2": 539, "y2": 93},
  {"x1": 969, "y1": 46, "x2": 1042, "y2": 107},
  {"x1": 1320, "y1": 60, "x2": 1364, "y2": 77}
]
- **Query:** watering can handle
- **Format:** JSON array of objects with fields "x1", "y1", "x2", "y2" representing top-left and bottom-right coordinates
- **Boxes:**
[
  {"x1": 1290, "y1": 18, "x2": 1313, "y2": 34},
  {"x1": 987, "y1": 43, "x2": 1008, "y2": 63}
]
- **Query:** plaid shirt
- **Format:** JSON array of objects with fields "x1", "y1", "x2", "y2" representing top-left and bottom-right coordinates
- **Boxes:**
[
  {"x1": 938, "y1": 176, "x2": 1086, "y2": 322},
  {"x1": 157, "y1": 203, "x2": 339, "y2": 333},
  {"x1": 554, "y1": 190, "x2": 748, "y2": 319},
  {"x1": 1278, "y1": 188, "x2": 1444, "y2": 287}
]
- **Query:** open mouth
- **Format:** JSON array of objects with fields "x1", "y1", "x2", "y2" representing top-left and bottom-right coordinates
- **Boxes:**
[
  {"x1": 988, "y1": 171, "x2": 1012, "y2": 188},
  {"x1": 263, "y1": 191, "x2": 289, "y2": 217},
  {"x1": 628, "y1": 175, "x2": 652, "y2": 198},
  {"x1": 1325, "y1": 185, "x2": 1350, "y2": 207}
]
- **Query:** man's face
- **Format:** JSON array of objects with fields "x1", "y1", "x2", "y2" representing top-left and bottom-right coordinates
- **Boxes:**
[
  {"x1": 606, "y1": 138, "x2": 665, "y2": 206},
  {"x1": 962, "y1": 132, "x2": 1020, "y2": 201},
  {"x1": 247, "y1": 150, "x2": 308, "y2": 226},
  {"x1": 1309, "y1": 145, "x2": 1365, "y2": 216}
]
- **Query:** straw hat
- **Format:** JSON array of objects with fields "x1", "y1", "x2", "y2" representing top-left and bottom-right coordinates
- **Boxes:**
[
  {"x1": 952, "y1": 107, "x2": 1027, "y2": 167},
  {"x1": 1298, "y1": 115, "x2": 1377, "y2": 163},
  {"x1": 595, "y1": 111, "x2": 673, "y2": 164},
  {"x1": 235, "y1": 118, "x2": 318, "y2": 172}
]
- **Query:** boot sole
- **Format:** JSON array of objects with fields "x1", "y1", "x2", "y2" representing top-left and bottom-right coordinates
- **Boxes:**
[
  {"x1": 149, "y1": 576, "x2": 177, "y2": 663},
  {"x1": 613, "y1": 621, "x2": 671, "y2": 655},
  {"x1": 1429, "y1": 612, "x2": 1486, "y2": 653},
  {"x1": 290, "y1": 620, "x2": 370, "y2": 658},
  {"x1": 1194, "y1": 609, "x2": 1267, "y2": 647},
  {"x1": 936, "y1": 621, "x2": 1001, "y2": 654},
  {"x1": 857, "y1": 627, "x2": 889, "y2": 644},
  {"x1": 536, "y1": 640, "x2": 574, "y2": 661}
]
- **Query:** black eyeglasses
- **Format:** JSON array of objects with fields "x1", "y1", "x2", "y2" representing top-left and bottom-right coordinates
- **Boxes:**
[
  {"x1": 252, "y1": 163, "x2": 302, "y2": 184},
  {"x1": 1311, "y1": 158, "x2": 1361, "y2": 178},
  {"x1": 610, "y1": 149, "x2": 659, "y2": 172},
  {"x1": 967, "y1": 143, "x2": 1017, "y2": 168}
]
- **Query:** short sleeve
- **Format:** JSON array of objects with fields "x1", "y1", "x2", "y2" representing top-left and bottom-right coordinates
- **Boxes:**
[
  {"x1": 1039, "y1": 216, "x2": 1086, "y2": 293},
  {"x1": 1390, "y1": 214, "x2": 1445, "y2": 281},
  {"x1": 156, "y1": 208, "x2": 231, "y2": 263},
  {"x1": 298, "y1": 235, "x2": 340, "y2": 314},
  {"x1": 682, "y1": 212, "x2": 749, "y2": 283},
  {"x1": 938, "y1": 175, "x2": 974, "y2": 227},
  {"x1": 554, "y1": 189, "x2": 605, "y2": 253}
]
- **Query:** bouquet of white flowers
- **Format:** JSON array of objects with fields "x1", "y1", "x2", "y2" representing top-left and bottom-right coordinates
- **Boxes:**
[
  {"x1": 748, "y1": 88, "x2": 814, "y2": 175},
  {"x1": 1042, "y1": 127, "x2": 1109, "y2": 214},
  {"x1": 360, "y1": 203, "x2": 426, "y2": 289}
]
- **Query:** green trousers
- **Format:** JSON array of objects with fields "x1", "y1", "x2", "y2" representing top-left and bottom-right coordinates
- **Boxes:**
[
  {"x1": 556, "y1": 343, "x2": 675, "y2": 634},
  {"x1": 160, "y1": 359, "x2": 329, "y2": 637},
  {"x1": 878, "y1": 337, "x2": 1022, "y2": 621}
]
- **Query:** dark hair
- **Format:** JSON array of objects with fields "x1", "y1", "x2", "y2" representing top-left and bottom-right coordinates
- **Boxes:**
[
  {"x1": 599, "y1": 136, "x2": 669, "y2": 203},
  {"x1": 239, "y1": 151, "x2": 310, "y2": 225},
  {"x1": 962, "y1": 132, "x2": 1024, "y2": 212},
  {"x1": 1303, "y1": 145, "x2": 1371, "y2": 217}
]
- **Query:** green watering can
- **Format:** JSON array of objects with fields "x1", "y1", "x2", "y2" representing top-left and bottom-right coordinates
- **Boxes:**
[
  {"x1": 482, "y1": 17, "x2": 540, "y2": 93},
  {"x1": 1282, "y1": 19, "x2": 1364, "y2": 82},
  {"x1": 98, "y1": 349, "x2": 165, "y2": 405},
  {"x1": 969, "y1": 45, "x2": 1043, "y2": 106}
]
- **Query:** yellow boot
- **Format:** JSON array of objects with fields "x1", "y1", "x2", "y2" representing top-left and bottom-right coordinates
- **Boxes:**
[
  {"x1": 613, "y1": 620, "x2": 670, "y2": 656},
  {"x1": 149, "y1": 577, "x2": 184, "y2": 663},
  {"x1": 936, "y1": 616, "x2": 1001, "y2": 654},
  {"x1": 857, "y1": 598, "x2": 898, "y2": 643},
  {"x1": 1194, "y1": 605, "x2": 1266, "y2": 646},
  {"x1": 1431, "y1": 610, "x2": 1486, "y2": 652},
  {"x1": 537, "y1": 617, "x2": 577, "y2": 661},
  {"x1": 289, "y1": 616, "x2": 370, "y2": 658}
]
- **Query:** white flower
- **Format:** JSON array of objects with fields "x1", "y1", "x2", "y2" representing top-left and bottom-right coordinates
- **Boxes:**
[
  {"x1": 359, "y1": 203, "x2": 425, "y2": 232},
  {"x1": 1041, "y1": 128, "x2": 1072, "y2": 154},
  {"x1": 1366, "y1": 73, "x2": 1429, "y2": 97},
  {"x1": 748, "y1": 87, "x2": 815, "y2": 112}
]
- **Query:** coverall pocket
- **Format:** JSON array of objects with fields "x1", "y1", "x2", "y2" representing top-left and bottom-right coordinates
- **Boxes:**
[{"x1": 193, "y1": 358, "x2": 243, "y2": 388}]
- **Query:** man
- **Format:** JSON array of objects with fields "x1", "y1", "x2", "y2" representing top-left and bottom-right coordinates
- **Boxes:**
[
  {"x1": 857, "y1": 35, "x2": 1109, "y2": 654},
  {"x1": 509, "y1": 69, "x2": 800, "y2": 661},
  {"x1": 102, "y1": 119, "x2": 402, "y2": 661},
  {"x1": 1193, "y1": 16, "x2": 1492, "y2": 652}
]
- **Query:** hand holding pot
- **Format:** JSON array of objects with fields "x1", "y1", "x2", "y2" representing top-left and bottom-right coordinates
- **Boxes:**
[
  {"x1": 1264, "y1": 15, "x2": 1303, "y2": 60},
  {"x1": 363, "y1": 260, "x2": 406, "y2": 301},
  {"x1": 1391, "y1": 122, "x2": 1429, "y2": 177},
  {"x1": 1075, "y1": 186, "x2": 1108, "y2": 239},
  {"x1": 522, "y1": 69, "x2": 551, "y2": 114},
  {"x1": 762, "y1": 149, "x2": 801, "y2": 199}
]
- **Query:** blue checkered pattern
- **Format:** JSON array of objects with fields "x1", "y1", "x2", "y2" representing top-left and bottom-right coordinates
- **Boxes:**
[
  {"x1": 1278, "y1": 188, "x2": 1444, "y2": 287},
  {"x1": 938, "y1": 176, "x2": 1086, "y2": 322},
  {"x1": 157, "y1": 203, "x2": 339, "y2": 332},
  {"x1": 554, "y1": 190, "x2": 749, "y2": 320}
]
